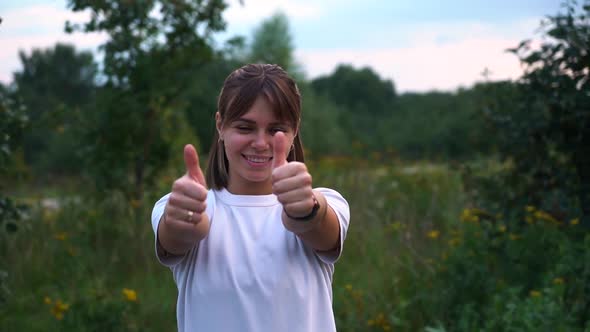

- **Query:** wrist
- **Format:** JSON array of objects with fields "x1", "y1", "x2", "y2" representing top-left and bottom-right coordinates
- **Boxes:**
[{"x1": 284, "y1": 194, "x2": 320, "y2": 222}]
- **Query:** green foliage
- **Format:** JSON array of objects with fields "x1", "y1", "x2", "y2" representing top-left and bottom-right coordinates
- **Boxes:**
[
  {"x1": 0, "y1": 85, "x2": 29, "y2": 172},
  {"x1": 312, "y1": 64, "x2": 397, "y2": 116},
  {"x1": 64, "y1": 0, "x2": 228, "y2": 200},
  {"x1": 13, "y1": 43, "x2": 97, "y2": 176},
  {"x1": 247, "y1": 11, "x2": 303, "y2": 78},
  {"x1": 298, "y1": 83, "x2": 352, "y2": 157},
  {"x1": 389, "y1": 87, "x2": 497, "y2": 160},
  {"x1": 0, "y1": 85, "x2": 29, "y2": 306},
  {"x1": 311, "y1": 64, "x2": 397, "y2": 151},
  {"x1": 3, "y1": 1, "x2": 589, "y2": 331},
  {"x1": 432, "y1": 3, "x2": 590, "y2": 330},
  {"x1": 180, "y1": 55, "x2": 243, "y2": 153},
  {"x1": 0, "y1": 189, "x2": 174, "y2": 331},
  {"x1": 429, "y1": 207, "x2": 589, "y2": 331},
  {"x1": 479, "y1": 0, "x2": 590, "y2": 222},
  {"x1": 4, "y1": 159, "x2": 590, "y2": 330}
]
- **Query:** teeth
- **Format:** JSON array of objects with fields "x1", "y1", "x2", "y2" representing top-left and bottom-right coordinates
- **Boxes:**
[{"x1": 246, "y1": 156, "x2": 269, "y2": 163}]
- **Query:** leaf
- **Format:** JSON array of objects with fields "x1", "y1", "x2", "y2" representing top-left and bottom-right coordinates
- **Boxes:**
[{"x1": 5, "y1": 222, "x2": 17, "y2": 233}]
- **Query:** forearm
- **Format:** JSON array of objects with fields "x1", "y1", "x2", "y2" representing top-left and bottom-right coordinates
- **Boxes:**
[
  {"x1": 283, "y1": 190, "x2": 340, "y2": 252},
  {"x1": 157, "y1": 212, "x2": 210, "y2": 255}
]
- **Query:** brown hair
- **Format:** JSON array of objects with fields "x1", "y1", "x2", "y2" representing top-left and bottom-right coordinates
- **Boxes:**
[{"x1": 206, "y1": 63, "x2": 305, "y2": 189}]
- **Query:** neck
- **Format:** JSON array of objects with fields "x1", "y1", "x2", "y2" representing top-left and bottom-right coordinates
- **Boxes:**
[{"x1": 226, "y1": 181, "x2": 272, "y2": 195}]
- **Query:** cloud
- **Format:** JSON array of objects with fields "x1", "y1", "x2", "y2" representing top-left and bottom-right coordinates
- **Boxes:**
[
  {"x1": 223, "y1": 0, "x2": 321, "y2": 25},
  {"x1": 0, "y1": 4, "x2": 106, "y2": 83},
  {"x1": 297, "y1": 37, "x2": 526, "y2": 93},
  {"x1": 1, "y1": 3, "x2": 91, "y2": 33},
  {"x1": 296, "y1": 19, "x2": 544, "y2": 92}
]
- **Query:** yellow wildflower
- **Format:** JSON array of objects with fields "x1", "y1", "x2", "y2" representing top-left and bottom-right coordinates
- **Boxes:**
[
  {"x1": 427, "y1": 230, "x2": 440, "y2": 239},
  {"x1": 525, "y1": 205, "x2": 535, "y2": 212},
  {"x1": 448, "y1": 238, "x2": 461, "y2": 247},
  {"x1": 498, "y1": 224, "x2": 507, "y2": 233},
  {"x1": 49, "y1": 299, "x2": 70, "y2": 320},
  {"x1": 54, "y1": 232, "x2": 68, "y2": 241},
  {"x1": 345, "y1": 284, "x2": 353, "y2": 292},
  {"x1": 570, "y1": 218, "x2": 579, "y2": 225},
  {"x1": 56, "y1": 300, "x2": 69, "y2": 310},
  {"x1": 529, "y1": 290, "x2": 542, "y2": 298},
  {"x1": 387, "y1": 221, "x2": 403, "y2": 232},
  {"x1": 122, "y1": 288, "x2": 138, "y2": 302},
  {"x1": 370, "y1": 151, "x2": 381, "y2": 160},
  {"x1": 67, "y1": 246, "x2": 78, "y2": 257},
  {"x1": 460, "y1": 209, "x2": 472, "y2": 222},
  {"x1": 450, "y1": 229, "x2": 461, "y2": 236},
  {"x1": 534, "y1": 210, "x2": 559, "y2": 224},
  {"x1": 553, "y1": 277, "x2": 564, "y2": 285}
]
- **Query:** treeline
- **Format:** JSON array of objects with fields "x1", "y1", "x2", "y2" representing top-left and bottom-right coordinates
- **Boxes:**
[
  {"x1": 1, "y1": 14, "x2": 504, "y2": 180},
  {"x1": 1, "y1": 0, "x2": 588, "y2": 214}
]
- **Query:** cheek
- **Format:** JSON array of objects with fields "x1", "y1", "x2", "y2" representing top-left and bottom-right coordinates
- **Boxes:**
[{"x1": 224, "y1": 135, "x2": 249, "y2": 156}]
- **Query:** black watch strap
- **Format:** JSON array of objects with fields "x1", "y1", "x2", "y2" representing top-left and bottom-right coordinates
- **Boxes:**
[{"x1": 286, "y1": 195, "x2": 320, "y2": 222}]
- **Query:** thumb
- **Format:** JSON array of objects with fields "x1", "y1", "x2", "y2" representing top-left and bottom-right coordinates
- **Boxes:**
[
  {"x1": 184, "y1": 144, "x2": 207, "y2": 187},
  {"x1": 272, "y1": 132, "x2": 289, "y2": 169}
]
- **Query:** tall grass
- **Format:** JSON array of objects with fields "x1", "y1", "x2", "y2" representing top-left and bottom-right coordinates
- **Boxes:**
[
  {"x1": 1, "y1": 160, "x2": 588, "y2": 331},
  {"x1": 311, "y1": 160, "x2": 465, "y2": 331}
]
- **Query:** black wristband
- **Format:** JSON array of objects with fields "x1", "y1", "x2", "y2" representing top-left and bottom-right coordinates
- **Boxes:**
[{"x1": 285, "y1": 195, "x2": 320, "y2": 222}]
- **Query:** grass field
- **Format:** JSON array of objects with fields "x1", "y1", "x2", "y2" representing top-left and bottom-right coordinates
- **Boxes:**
[{"x1": 1, "y1": 160, "x2": 588, "y2": 331}]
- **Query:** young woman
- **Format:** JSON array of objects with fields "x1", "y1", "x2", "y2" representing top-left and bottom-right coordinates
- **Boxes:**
[{"x1": 151, "y1": 63, "x2": 350, "y2": 332}]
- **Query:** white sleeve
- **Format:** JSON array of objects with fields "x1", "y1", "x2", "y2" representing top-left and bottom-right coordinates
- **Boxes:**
[
  {"x1": 151, "y1": 193, "x2": 184, "y2": 266},
  {"x1": 313, "y1": 187, "x2": 350, "y2": 264}
]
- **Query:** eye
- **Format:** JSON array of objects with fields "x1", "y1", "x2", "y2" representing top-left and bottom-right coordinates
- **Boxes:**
[
  {"x1": 236, "y1": 126, "x2": 252, "y2": 132},
  {"x1": 270, "y1": 127, "x2": 287, "y2": 134}
]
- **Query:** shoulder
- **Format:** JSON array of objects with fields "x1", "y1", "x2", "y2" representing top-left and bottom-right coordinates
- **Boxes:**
[
  {"x1": 314, "y1": 187, "x2": 350, "y2": 226},
  {"x1": 314, "y1": 188, "x2": 348, "y2": 209}
]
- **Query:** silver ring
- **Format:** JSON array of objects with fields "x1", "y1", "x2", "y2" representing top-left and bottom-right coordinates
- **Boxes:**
[{"x1": 187, "y1": 210, "x2": 194, "y2": 222}]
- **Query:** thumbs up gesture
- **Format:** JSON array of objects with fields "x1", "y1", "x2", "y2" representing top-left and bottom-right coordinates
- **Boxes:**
[
  {"x1": 165, "y1": 144, "x2": 208, "y2": 226},
  {"x1": 159, "y1": 144, "x2": 210, "y2": 255},
  {"x1": 271, "y1": 132, "x2": 317, "y2": 229}
]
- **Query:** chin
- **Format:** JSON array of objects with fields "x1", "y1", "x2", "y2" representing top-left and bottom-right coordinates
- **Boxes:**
[{"x1": 245, "y1": 174, "x2": 271, "y2": 183}]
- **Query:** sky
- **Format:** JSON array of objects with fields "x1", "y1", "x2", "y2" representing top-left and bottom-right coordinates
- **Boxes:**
[{"x1": 0, "y1": 0, "x2": 564, "y2": 93}]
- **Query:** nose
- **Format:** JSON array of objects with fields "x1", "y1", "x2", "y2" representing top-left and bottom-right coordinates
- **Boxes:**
[{"x1": 251, "y1": 130, "x2": 270, "y2": 150}]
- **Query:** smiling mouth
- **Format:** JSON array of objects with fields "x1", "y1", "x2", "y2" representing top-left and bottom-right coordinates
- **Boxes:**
[{"x1": 243, "y1": 154, "x2": 272, "y2": 164}]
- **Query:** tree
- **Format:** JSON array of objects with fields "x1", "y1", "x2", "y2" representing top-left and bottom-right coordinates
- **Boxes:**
[
  {"x1": 13, "y1": 43, "x2": 97, "y2": 175},
  {"x1": 484, "y1": 0, "x2": 590, "y2": 223},
  {"x1": 65, "y1": 0, "x2": 228, "y2": 201},
  {"x1": 311, "y1": 65, "x2": 397, "y2": 152},
  {"x1": 0, "y1": 84, "x2": 29, "y2": 306},
  {"x1": 247, "y1": 12, "x2": 302, "y2": 78},
  {"x1": 311, "y1": 64, "x2": 396, "y2": 116}
]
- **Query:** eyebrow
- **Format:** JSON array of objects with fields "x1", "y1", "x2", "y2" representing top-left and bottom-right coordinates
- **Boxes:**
[{"x1": 233, "y1": 118, "x2": 286, "y2": 126}]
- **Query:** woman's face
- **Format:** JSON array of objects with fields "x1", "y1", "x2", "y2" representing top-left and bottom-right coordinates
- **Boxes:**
[{"x1": 217, "y1": 96, "x2": 295, "y2": 195}]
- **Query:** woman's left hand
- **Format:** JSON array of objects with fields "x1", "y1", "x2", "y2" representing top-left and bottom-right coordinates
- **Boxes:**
[{"x1": 271, "y1": 132, "x2": 317, "y2": 232}]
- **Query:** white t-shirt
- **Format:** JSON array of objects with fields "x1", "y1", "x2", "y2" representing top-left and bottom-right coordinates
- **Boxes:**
[{"x1": 151, "y1": 187, "x2": 350, "y2": 332}]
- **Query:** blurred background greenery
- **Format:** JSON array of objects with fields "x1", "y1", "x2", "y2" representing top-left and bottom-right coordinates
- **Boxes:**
[{"x1": 1, "y1": 0, "x2": 589, "y2": 331}]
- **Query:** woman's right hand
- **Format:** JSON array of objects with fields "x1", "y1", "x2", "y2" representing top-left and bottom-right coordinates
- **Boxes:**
[{"x1": 158, "y1": 144, "x2": 210, "y2": 255}]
